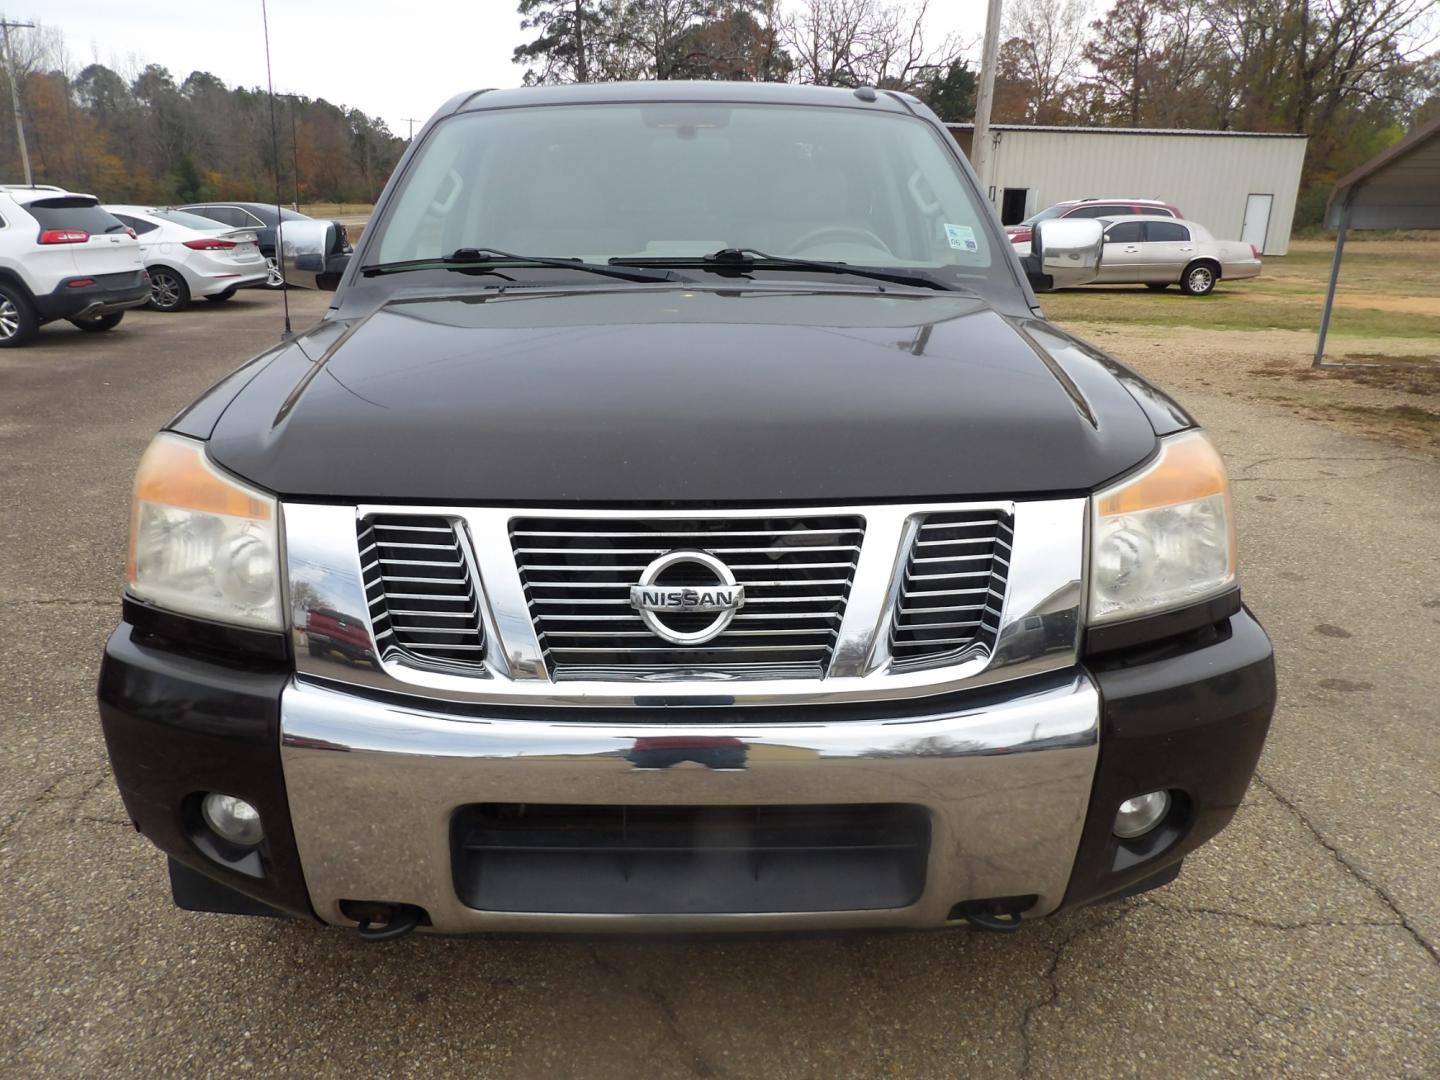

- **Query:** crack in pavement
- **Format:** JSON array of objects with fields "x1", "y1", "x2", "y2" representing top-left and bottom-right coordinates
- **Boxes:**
[
  {"x1": 1013, "y1": 896, "x2": 1403, "y2": 1078},
  {"x1": 1228, "y1": 453, "x2": 1429, "y2": 484},
  {"x1": 1144, "y1": 899, "x2": 1398, "y2": 932},
  {"x1": 1019, "y1": 905, "x2": 1139, "y2": 1079},
  {"x1": 0, "y1": 768, "x2": 112, "y2": 846},
  {"x1": 1235, "y1": 455, "x2": 1427, "y2": 472},
  {"x1": 1255, "y1": 771, "x2": 1440, "y2": 966},
  {"x1": 589, "y1": 946, "x2": 720, "y2": 1078}
]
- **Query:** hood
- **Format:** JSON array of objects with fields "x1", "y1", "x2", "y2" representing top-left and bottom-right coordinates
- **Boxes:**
[{"x1": 205, "y1": 287, "x2": 1160, "y2": 504}]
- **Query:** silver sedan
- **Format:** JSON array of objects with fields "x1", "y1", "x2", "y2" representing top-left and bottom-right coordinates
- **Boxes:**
[
  {"x1": 1092, "y1": 215, "x2": 1261, "y2": 295},
  {"x1": 1014, "y1": 215, "x2": 1261, "y2": 295}
]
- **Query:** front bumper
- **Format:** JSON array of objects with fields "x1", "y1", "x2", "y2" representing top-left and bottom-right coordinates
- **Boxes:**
[
  {"x1": 35, "y1": 270, "x2": 150, "y2": 321},
  {"x1": 97, "y1": 610, "x2": 1274, "y2": 933}
]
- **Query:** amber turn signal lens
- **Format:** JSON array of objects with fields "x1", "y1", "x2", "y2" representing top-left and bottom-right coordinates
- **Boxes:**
[
  {"x1": 1096, "y1": 431, "x2": 1229, "y2": 516},
  {"x1": 127, "y1": 433, "x2": 282, "y2": 631},
  {"x1": 1090, "y1": 431, "x2": 1236, "y2": 625}
]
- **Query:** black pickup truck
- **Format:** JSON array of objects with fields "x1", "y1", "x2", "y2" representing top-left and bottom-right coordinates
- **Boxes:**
[{"x1": 98, "y1": 82, "x2": 1275, "y2": 939}]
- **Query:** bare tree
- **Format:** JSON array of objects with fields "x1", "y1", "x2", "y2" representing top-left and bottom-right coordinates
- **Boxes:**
[
  {"x1": 1001, "y1": 0, "x2": 1089, "y2": 121},
  {"x1": 781, "y1": 0, "x2": 966, "y2": 90},
  {"x1": 622, "y1": 0, "x2": 711, "y2": 79},
  {"x1": 864, "y1": 0, "x2": 969, "y2": 89},
  {"x1": 782, "y1": 0, "x2": 874, "y2": 85}
]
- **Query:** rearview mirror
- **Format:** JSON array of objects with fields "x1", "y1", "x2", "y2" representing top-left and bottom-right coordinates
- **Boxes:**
[
  {"x1": 1024, "y1": 218, "x2": 1103, "y2": 292},
  {"x1": 279, "y1": 220, "x2": 351, "y2": 292}
]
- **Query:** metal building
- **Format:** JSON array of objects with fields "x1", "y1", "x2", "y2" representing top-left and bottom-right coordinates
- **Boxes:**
[{"x1": 947, "y1": 124, "x2": 1308, "y2": 255}]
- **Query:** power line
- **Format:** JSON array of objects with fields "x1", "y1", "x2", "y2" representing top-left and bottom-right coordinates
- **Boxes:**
[
  {"x1": 0, "y1": 19, "x2": 34, "y2": 186},
  {"x1": 401, "y1": 117, "x2": 422, "y2": 141}
]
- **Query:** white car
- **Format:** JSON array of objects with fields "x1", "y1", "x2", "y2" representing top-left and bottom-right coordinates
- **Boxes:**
[
  {"x1": 105, "y1": 205, "x2": 269, "y2": 311},
  {"x1": 0, "y1": 184, "x2": 149, "y2": 347}
]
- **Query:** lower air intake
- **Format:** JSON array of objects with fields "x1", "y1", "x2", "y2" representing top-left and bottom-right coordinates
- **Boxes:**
[{"x1": 451, "y1": 803, "x2": 930, "y2": 914}]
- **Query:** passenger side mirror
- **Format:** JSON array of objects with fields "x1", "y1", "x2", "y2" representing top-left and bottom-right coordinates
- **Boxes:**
[
  {"x1": 1023, "y1": 218, "x2": 1104, "y2": 292},
  {"x1": 279, "y1": 220, "x2": 351, "y2": 292}
]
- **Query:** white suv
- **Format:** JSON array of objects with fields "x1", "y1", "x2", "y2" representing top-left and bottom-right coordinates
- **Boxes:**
[{"x1": 0, "y1": 185, "x2": 149, "y2": 347}]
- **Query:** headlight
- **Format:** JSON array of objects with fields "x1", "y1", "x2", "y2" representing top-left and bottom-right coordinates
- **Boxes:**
[
  {"x1": 127, "y1": 433, "x2": 283, "y2": 630},
  {"x1": 1089, "y1": 430, "x2": 1236, "y2": 625}
]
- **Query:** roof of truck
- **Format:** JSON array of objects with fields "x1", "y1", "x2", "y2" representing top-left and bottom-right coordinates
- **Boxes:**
[{"x1": 449, "y1": 80, "x2": 920, "y2": 116}]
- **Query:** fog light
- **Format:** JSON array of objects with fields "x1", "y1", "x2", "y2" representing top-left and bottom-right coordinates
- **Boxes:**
[
  {"x1": 1113, "y1": 790, "x2": 1171, "y2": 839},
  {"x1": 200, "y1": 793, "x2": 264, "y2": 846}
]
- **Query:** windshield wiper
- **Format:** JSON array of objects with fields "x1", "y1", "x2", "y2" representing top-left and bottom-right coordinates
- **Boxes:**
[
  {"x1": 361, "y1": 247, "x2": 691, "y2": 284},
  {"x1": 609, "y1": 248, "x2": 958, "y2": 292}
]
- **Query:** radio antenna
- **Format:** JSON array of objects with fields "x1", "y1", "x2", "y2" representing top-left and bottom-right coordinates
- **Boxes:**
[{"x1": 261, "y1": 0, "x2": 292, "y2": 340}]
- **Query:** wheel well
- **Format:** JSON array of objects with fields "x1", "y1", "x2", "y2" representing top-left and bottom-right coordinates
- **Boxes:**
[
  {"x1": 0, "y1": 268, "x2": 37, "y2": 304},
  {"x1": 1185, "y1": 257, "x2": 1222, "y2": 280}
]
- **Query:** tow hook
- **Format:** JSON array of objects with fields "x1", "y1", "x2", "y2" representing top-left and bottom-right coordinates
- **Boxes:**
[
  {"x1": 953, "y1": 895, "x2": 1036, "y2": 933},
  {"x1": 344, "y1": 901, "x2": 427, "y2": 942}
]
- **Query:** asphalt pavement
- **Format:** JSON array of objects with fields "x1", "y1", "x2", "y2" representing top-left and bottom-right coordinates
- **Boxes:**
[{"x1": 2, "y1": 290, "x2": 1437, "y2": 1078}]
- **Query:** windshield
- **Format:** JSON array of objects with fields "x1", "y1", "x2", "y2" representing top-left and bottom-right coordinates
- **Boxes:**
[
  {"x1": 369, "y1": 103, "x2": 1001, "y2": 287},
  {"x1": 1018, "y1": 205, "x2": 1068, "y2": 228},
  {"x1": 152, "y1": 208, "x2": 233, "y2": 231}
]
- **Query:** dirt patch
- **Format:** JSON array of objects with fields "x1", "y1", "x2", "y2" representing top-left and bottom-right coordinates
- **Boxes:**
[
  {"x1": 1322, "y1": 291, "x2": 1440, "y2": 317},
  {"x1": 1287, "y1": 359, "x2": 1440, "y2": 395},
  {"x1": 1059, "y1": 321, "x2": 1440, "y2": 451}
]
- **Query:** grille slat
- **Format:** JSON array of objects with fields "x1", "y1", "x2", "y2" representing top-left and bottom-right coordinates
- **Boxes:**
[
  {"x1": 890, "y1": 511, "x2": 1012, "y2": 667},
  {"x1": 511, "y1": 515, "x2": 864, "y2": 677},
  {"x1": 359, "y1": 515, "x2": 486, "y2": 669},
  {"x1": 546, "y1": 644, "x2": 834, "y2": 655},
  {"x1": 513, "y1": 545, "x2": 861, "y2": 557},
  {"x1": 525, "y1": 577, "x2": 854, "y2": 589}
]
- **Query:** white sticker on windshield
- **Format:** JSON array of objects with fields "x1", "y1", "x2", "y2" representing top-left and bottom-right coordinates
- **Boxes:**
[{"x1": 944, "y1": 223, "x2": 978, "y2": 252}]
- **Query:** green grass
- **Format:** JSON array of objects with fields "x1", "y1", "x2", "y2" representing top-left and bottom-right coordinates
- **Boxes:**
[
  {"x1": 1042, "y1": 286, "x2": 1440, "y2": 339},
  {"x1": 1268, "y1": 246, "x2": 1440, "y2": 294},
  {"x1": 297, "y1": 202, "x2": 373, "y2": 218}
]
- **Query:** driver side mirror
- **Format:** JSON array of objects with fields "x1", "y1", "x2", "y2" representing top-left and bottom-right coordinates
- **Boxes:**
[{"x1": 1023, "y1": 218, "x2": 1104, "y2": 292}]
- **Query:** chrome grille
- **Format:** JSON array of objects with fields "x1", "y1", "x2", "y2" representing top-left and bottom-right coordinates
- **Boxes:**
[
  {"x1": 889, "y1": 511, "x2": 1012, "y2": 666},
  {"x1": 359, "y1": 514, "x2": 485, "y2": 668},
  {"x1": 510, "y1": 516, "x2": 865, "y2": 676}
]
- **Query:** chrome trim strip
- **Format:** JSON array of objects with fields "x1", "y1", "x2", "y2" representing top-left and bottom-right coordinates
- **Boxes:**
[
  {"x1": 280, "y1": 671, "x2": 1100, "y2": 932},
  {"x1": 828, "y1": 505, "x2": 917, "y2": 678},
  {"x1": 285, "y1": 498, "x2": 1085, "y2": 707},
  {"x1": 464, "y1": 510, "x2": 547, "y2": 679}
]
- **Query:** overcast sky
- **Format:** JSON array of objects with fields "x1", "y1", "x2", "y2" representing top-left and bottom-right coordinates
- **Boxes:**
[{"x1": 31, "y1": 1, "x2": 991, "y2": 137}]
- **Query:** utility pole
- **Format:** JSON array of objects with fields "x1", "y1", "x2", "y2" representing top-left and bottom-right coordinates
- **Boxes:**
[
  {"x1": 402, "y1": 117, "x2": 421, "y2": 141},
  {"x1": 0, "y1": 19, "x2": 34, "y2": 186},
  {"x1": 280, "y1": 93, "x2": 302, "y2": 209},
  {"x1": 970, "y1": 0, "x2": 1002, "y2": 205}
]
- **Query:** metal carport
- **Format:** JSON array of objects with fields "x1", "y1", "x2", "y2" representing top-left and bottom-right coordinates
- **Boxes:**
[{"x1": 1315, "y1": 115, "x2": 1440, "y2": 365}]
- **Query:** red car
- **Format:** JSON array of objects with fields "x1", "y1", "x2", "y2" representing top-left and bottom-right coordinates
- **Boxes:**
[
  {"x1": 304, "y1": 606, "x2": 373, "y2": 663},
  {"x1": 1006, "y1": 198, "x2": 1184, "y2": 245}
]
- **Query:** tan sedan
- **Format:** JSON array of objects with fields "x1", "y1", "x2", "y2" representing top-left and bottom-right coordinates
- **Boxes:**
[{"x1": 1093, "y1": 215, "x2": 1262, "y2": 295}]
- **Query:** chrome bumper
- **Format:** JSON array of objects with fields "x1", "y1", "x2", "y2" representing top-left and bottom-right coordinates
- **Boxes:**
[{"x1": 280, "y1": 672, "x2": 1100, "y2": 933}]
